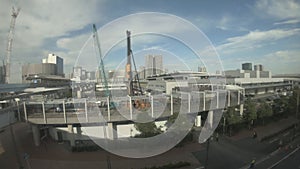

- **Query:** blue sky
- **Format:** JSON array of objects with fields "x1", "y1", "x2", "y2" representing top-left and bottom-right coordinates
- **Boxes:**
[{"x1": 0, "y1": 0, "x2": 299, "y2": 82}]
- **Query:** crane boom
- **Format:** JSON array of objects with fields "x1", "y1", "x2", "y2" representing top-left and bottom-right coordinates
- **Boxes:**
[
  {"x1": 5, "y1": 6, "x2": 20, "y2": 84},
  {"x1": 92, "y1": 24, "x2": 110, "y2": 98}
]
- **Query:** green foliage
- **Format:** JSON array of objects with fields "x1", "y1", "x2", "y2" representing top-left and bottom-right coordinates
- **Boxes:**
[
  {"x1": 273, "y1": 96, "x2": 289, "y2": 114},
  {"x1": 288, "y1": 88, "x2": 300, "y2": 115},
  {"x1": 134, "y1": 113, "x2": 162, "y2": 138},
  {"x1": 257, "y1": 102, "x2": 273, "y2": 119},
  {"x1": 244, "y1": 99, "x2": 257, "y2": 124},
  {"x1": 225, "y1": 106, "x2": 242, "y2": 125}
]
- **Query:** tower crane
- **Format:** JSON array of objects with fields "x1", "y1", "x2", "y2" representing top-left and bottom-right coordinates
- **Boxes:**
[{"x1": 5, "y1": 6, "x2": 20, "y2": 84}]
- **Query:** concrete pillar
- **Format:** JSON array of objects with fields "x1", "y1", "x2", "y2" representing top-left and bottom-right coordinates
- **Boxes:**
[
  {"x1": 77, "y1": 90, "x2": 82, "y2": 99},
  {"x1": 239, "y1": 104, "x2": 244, "y2": 116},
  {"x1": 151, "y1": 95, "x2": 154, "y2": 118},
  {"x1": 107, "y1": 122, "x2": 118, "y2": 140},
  {"x1": 76, "y1": 126, "x2": 82, "y2": 136},
  {"x1": 227, "y1": 90, "x2": 231, "y2": 107},
  {"x1": 63, "y1": 100, "x2": 66, "y2": 123},
  {"x1": 188, "y1": 93, "x2": 191, "y2": 112},
  {"x1": 85, "y1": 99, "x2": 89, "y2": 122},
  {"x1": 195, "y1": 115, "x2": 201, "y2": 127},
  {"x1": 170, "y1": 94, "x2": 173, "y2": 115},
  {"x1": 207, "y1": 110, "x2": 214, "y2": 129},
  {"x1": 23, "y1": 102, "x2": 28, "y2": 122},
  {"x1": 107, "y1": 97, "x2": 110, "y2": 121},
  {"x1": 32, "y1": 125, "x2": 40, "y2": 146},
  {"x1": 203, "y1": 92, "x2": 206, "y2": 111},
  {"x1": 128, "y1": 96, "x2": 132, "y2": 120},
  {"x1": 68, "y1": 125, "x2": 75, "y2": 147}
]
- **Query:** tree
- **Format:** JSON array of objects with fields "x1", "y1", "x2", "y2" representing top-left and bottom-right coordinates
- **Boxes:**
[
  {"x1": 244, "y1": 99, "x2": 257, "y2": 129},
  {"x1": 287, "y1": 88, "x2": 300, "y2": 118},
  {"x1": 273, "y1": 96, "x2": 289, "y2": 116},
  {"x1": 134, "y1": 113, "x2": 162, "y2": 138},
  {"x1": 224, "y1": 106, "x2": 242, "y2": 136},
  {"x1": 257, "y1": 102, "x2": 273, "y2": 125}
]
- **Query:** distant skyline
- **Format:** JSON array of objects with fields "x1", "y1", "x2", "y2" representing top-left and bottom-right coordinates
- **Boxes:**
[{"x1": 0, "y1": 0, "x2": 299, "y2": 82}]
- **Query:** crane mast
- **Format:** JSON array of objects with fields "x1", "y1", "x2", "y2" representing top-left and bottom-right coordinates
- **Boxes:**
[
  {"x1": 92, "y1": 24, "x2": 110, "y2": 98},
  {"x1": 126, "y1": 30, "x2": 133, "y2": 96},
  {"x1": 5, "y1": 6, "x2": 20, "y2": 84}
]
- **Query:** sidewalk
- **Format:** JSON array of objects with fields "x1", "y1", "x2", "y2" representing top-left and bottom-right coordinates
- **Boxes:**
[{"x1": 228, "y1": 116, "x2": 299, "y2": 141}]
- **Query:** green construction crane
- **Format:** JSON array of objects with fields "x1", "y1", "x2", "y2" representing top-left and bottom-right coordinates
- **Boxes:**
[
  {"x1": 93, "y1": 24, "x2": 116, "y2": 110},
  {"x1": 92, "y1": 24, "x2": 110, "y2": 98}
]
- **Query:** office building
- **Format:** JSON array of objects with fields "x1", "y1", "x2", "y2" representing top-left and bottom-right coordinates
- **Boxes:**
[
  {"x1": 145, "y1": 55, "x2": 163, "y2": 77},
  {"x1": 254, "y1": 64, "x2": 263, "y2": 71},
  {"x1": 242, "y1": 63, "x2": 252, "y2": 71},
  {"x1": 42, "y1": 54, "x2": 64, "y2": 76}
]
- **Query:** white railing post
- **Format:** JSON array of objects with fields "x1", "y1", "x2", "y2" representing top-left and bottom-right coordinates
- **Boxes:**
[
  {"x1": 23, "y1": 102, "x2": 27, "y2": 122},
  {"x1": 188, "y1": 93, "x2": 191, "y2": 112},
  {"x1": 85, "y1": 98, "x2": 88, "y2": 122},
  {"x1": 107, "y1": 97, "x2": 110, "y2": 121},
  {"x1": 216, "y1": 91, "x2": 219, "y2": 109},
  {"x1": 42, "y1": 101, "x2": 46, "y2": 124},
  {"x1": 238, "y1": 90, "x2": 240, "y2": 105},
  {"x1": 203, "y1": 92, "x2": 206, "y2": 111},
  {"x1": 63, "y1": 100, "x2": 66, "y2": 123},
  {"x1": 227, "y1": 90, "x2": 231, "y2": 107},
  {"x1": 170, "y1": 94, "x2": 173, "y2": 115},
  {"x1": 128, "y1": 96, "x2": 132, "y2": 120},
  {"x1": 151, "y1": 95, "x2": 154, "y2": 118}
]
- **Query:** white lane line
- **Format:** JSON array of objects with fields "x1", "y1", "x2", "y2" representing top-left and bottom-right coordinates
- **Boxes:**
[
  {"x1": 267, "y1": 147, "x2": 300, "y2": 169},
  {"x1": 269, "y1": 138, "x2": 279, "y2": 144}
]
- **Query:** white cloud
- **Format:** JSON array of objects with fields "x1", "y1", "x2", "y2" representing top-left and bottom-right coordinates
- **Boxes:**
[
  {"x1": 263, "y1": 50, "x2": 300, "y2": 62},
  {"x1": 255, "y1": 0, "x2": 300, "y2": 19},
  {"x1": 217, "y1": 28, "x2": 300, "y2": 54},
  {"x1": 274, "y1": 19, "x2": 300, "y2": 25}
]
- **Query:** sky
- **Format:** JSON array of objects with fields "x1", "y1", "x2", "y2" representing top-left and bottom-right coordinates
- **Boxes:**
[{"x1": 0, "y1": 0, "x2": 300, "y2": 83}]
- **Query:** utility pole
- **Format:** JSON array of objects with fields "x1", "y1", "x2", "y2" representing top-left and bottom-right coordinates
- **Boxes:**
[{"x1": 5, "y1": 6, "x2": 20, "y2": 84}]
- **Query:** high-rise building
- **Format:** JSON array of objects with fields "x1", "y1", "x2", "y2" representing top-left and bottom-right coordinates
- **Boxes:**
[
  {"x1": 145, "y1": 55, "x2": 163, "y2": 77},
  {"x1": 42, "y1": 54, "x2": 64, "y2": 76},
  {"x1": 198, "y1": 66, "x2": 207, "y2": 73},
  {"x1": 242, "y1": 63, "x2": 252, "y2": 71},
  {"x1": 254, "y1": 64, "x2": 263, "y2": 71}
]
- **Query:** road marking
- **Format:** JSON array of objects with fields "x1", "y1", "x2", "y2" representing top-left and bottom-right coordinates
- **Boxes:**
[
  {"x1": 283, "y1": 132, "x2": 290, "y2": 137},
  {"x1": 269, "y1": 138, "x2": 279, "y2": 144},
  {"x1": 267, "y1": 147, "x2": 300, "y2": 169}
]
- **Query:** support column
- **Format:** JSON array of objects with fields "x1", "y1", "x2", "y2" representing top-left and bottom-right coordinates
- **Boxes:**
[
  {"x1": 195, "y1": 115, "x2": 201, "y2": 127},
  {"x1": 85, "y1": 99, "x2": 88, "y2": 122},
  {"x1": 76, "y1": 127, "x2": 82, "y2": 136},
  {"x1": 63, "y1": 100, "x2": 66, "y2": 123},
  {"x1": 207, "y1": 110, "x2": 214, "y2": 129},
  {"x1": 227, "y1": 90, "x2": 231, "y2": 107},
  {"x1": 239, "y1": 104, "x2": 244, "y2": 116},
  {"x1": 23, "y1": 102, "x2": 27, "y2": 122},
  {"x1": 107, "y1": 122, "x2": 118, "y2": 140},
  {"x1": 170, "y1": 94, "x2": 173, "y2": 115},
  {"x1": 42, "y1": 102, "x2": 46, "y2": 124},
  {"x1": 107, "y1": 97, "x2": 110, "y2": 121},
  {"x1": 151, "y1": 95, "x2": 154, "y2": 118},
  {"x1": 188, "y1": 93, "x2": 191, "y2": 112},
  {"x1": 128, "y1": 96, "x2": 132, "y2": 120},
  {"x1": 203, "y1": 92, "x2": 206, "y2": 111},
  {"x1": 32, "y1": 124, "x2": 40, "y2": 146},
  {"x1": 68, "y1": 125, "x2": 75, "y2": 147}
]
